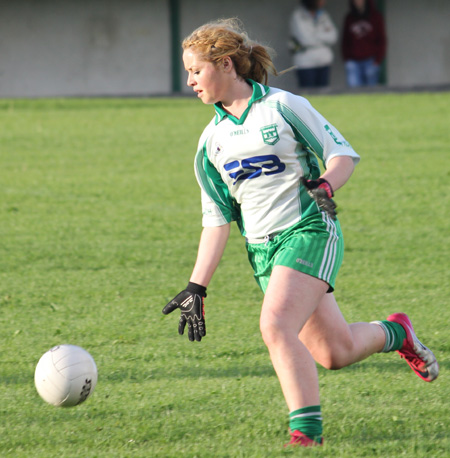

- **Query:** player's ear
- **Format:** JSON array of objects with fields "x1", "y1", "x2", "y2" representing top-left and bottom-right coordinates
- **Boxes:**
[{"x1": 222, "y1": 56, "x2": 233, "y2": 72}]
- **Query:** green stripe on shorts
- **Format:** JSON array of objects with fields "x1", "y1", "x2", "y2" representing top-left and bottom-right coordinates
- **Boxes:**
[{"x1": 246, "y1": 214, "x2": 344, "y2": 293}]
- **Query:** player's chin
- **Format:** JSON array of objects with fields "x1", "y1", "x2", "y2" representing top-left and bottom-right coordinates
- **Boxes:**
[
  {"x1": 197, "y1": 92, "x2": 215, "y2": 105},
  {"x1": 202, "y1": 96, "x2": 218, "y2": 105}
]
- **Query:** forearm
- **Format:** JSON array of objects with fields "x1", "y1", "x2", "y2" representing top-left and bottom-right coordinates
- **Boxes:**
[
  {"x1": 319, "y1": 23, "x2": 338, "y2": 46},
  {"x1": 190, "y1": 224, "x2": 231, "y2": 287},
  {"x1": 290, "y1": 16, "x2": 318, "y2": 48},
  {"x1": 321, "y1": 156, "x2": 355, "y2": 192}
]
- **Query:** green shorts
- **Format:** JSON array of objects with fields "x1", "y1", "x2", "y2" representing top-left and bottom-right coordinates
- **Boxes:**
[{"x1": 246, "y1": 214, "x2": 344, "y2": 294}]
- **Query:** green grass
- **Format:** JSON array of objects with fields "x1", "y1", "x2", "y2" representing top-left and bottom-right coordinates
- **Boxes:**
[{"x1": 1, "y1": 93, "x2": 449, "y2": 457}]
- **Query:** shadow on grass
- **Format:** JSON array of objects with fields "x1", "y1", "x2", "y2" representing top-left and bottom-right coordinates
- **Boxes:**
[
  {"x1": 2, "y1": 355, "x2": 445, "y2": 385},
  {"x1": 103, "y1": 358, "x2": 448, "y2": 383},
  {"x1": 331, "y1": 357, "x2": 447, "y2": 375},
  {"x1": 104, "y1": 362, "x2": 277, "y2": 382}
]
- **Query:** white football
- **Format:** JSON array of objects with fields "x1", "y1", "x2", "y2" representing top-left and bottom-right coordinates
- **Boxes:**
[{"x1": 34, "y1": 344, "x2": 98, "y2": 407}]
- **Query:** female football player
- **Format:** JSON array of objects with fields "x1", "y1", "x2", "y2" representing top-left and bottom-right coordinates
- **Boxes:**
[{"x1": 162, "y1": 18, "x2": 439, "y2": 447}]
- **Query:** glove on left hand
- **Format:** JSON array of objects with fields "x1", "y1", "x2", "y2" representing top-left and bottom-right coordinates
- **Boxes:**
[
  {"x1": 301, "y1": 177, "x2": 337, "y2": 220},
  {"x1": 162, "y1": 282, "x2": 206, "y2": 342}
]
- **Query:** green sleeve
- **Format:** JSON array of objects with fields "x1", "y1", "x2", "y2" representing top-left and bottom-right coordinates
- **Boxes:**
[{"x1": 194, "y1": 143, "x2": 241, "y2": 224}]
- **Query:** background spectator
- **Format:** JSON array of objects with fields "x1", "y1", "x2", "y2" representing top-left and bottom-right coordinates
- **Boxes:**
[
  {"x1": 289, "y1": 0, "x2": 338, "y2": 88},
  {"x1": 342, "y1": 0, "x2": 387, "y2": 87}
]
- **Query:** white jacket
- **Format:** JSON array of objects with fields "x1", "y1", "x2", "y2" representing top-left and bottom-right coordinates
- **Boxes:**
[{"x1": 289, "y1": 6, "x2": 338, "y2": 69}]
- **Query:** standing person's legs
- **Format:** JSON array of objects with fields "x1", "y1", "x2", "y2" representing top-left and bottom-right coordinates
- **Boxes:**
[
  {"x1": 345, "y1": 60, "x2": 363, "y2": 87},
  {"x1": 296, "y1": 68, "x2": 317, "y2": 88},
  {"x1": 315, "y1": 66, "x2": 331, "y2": 87},
  {"x1": 362, "y1": 57, "x2": 380, "y2": 86}
]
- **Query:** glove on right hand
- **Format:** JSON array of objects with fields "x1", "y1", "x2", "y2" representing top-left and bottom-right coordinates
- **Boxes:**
[
  {"x1": 162, "y1": 282, "x2": 207, "y2": 342},
  {"x1": 301, "y1": 177, "x2": 337, "y2": 220}
]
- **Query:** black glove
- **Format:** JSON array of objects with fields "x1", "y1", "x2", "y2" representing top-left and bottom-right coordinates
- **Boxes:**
[
  {"x1": 301, "y1": 177, "x2": 337, "y2": 220},
  {"x1": 162, "y1": 282, "x2": 207, "y2": 342}
]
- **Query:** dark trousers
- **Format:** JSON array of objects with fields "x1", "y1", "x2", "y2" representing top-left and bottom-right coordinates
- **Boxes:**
[{"x1": 296, "y1": 66, "x2": 331, "y2": 88}]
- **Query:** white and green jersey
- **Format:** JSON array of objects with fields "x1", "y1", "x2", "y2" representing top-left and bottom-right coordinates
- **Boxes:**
[{"x1": 194, "y1": 80, "x2": 360, "y2": 239}]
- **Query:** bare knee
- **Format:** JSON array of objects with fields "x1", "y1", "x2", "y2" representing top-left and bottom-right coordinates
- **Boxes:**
[
  {"x1": 312, "y1": 334, "x2": 356, "y2": 370},
  {"x1": 260, "y1": 316, "x2": 294, "y2": 350},
  {"x1": 260, "y1": 318, "x2": 281, "y2": 349},
  {"x1": 319, "y1": 354, "x2": 347, "y2": 371}
]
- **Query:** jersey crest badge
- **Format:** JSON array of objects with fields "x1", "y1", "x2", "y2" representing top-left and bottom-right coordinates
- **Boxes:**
[{"x1": 260, "y1": 124, "x2": 280, "y2": 145}]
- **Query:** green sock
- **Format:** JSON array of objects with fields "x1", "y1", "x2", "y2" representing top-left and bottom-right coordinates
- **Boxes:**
[
  {"x1": 372, "y1": 320, "x2": 407, "y2": 352},
  {"x1": 289, "y1": 405, "x2": 322, "y2": 442}
]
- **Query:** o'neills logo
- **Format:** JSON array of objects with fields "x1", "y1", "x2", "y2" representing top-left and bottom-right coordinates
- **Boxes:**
[
  {"x1": 180, "y1": 296, "x2": 194, "y2": 312},
  {"x1": 260, "y1": 124, "x2": 280, "y2": 145}
]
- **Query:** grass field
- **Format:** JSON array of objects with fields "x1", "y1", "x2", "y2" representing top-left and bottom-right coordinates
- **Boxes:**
[{"x1": 1, "y1": 92, "x2": 449, "y2": 457}]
